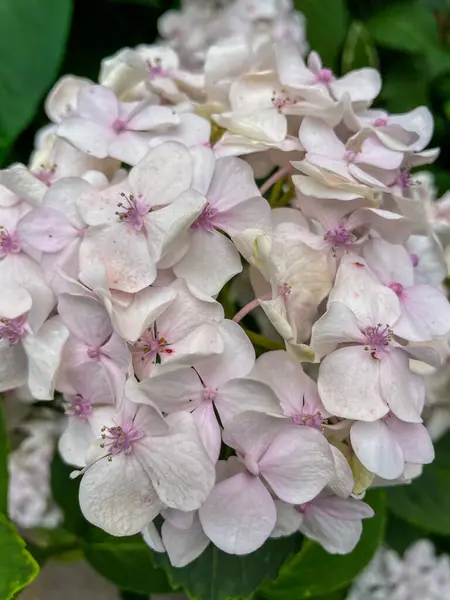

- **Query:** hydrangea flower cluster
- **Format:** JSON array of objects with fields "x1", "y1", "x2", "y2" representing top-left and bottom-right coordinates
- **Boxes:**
[
  {"x1": 1, "y1": 0, "x2": 449, "y2": 567},
  {"x1": 348, "y1": 540, "x2": 450, "y2": 600}
]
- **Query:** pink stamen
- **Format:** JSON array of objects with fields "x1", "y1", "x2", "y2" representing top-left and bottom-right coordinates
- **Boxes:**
[
  {"x1": 34, "y1": 167, "x2": 56, "y2": 186},
  {"x1": 203, "y1": 386, "x2": 217, "y2": 402},
  {"x1": 343, "y1": 149, "x2": 358, "y2": 163},
  {"x1": 116, "y1": 193, "x2": 149, "y2": 231},
  {"x1": 133, "y1": 328, "x2": 173, "y2": 365},
  {"x1": 0, "y1": 227, "x2": 21, "y2": 256},
  {"x1": 363, "y1": 324, "x2": 393, "y2": 359},
  {"x1": 324, "y1": 223, "x2": 353, "y2": 248},
  {"x1": 0, "y1": 315, "x2": 27, "y2": 345},
  {"x1": 87, "y1": 346, "x2": 102, "y2": 359},
  {"x1": 389, "y1": 282, "x2": 405, "y2": 297},
  {"x1": 315, "y1": 68, "x2": 334, "y2": 84},
  {"x1": 66, "y1": 394, "x2": 92, "y2": 419},
  {"x1": 112, "y1": 119, "x2": 127, "y2": 133},
  {"x1": 100, "y1": 420, "x2": 143, "y2": 457},
  {"x1": 191, "y1": 202, "x2": 217, "y2": 232},
  {"x1": 410, "y1": 253, "x2": 419, "y2": 267},
  {"x1": 373, "y1": 117, "x2": 388, "y2": 127},
  {"x1": 395, "y1": 170, "x2": 411, "y2": 189}
]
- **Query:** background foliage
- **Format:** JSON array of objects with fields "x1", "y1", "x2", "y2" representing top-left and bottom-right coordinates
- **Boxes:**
[{"x1": 1, "y1": 0, "x2": 450, "y2": 598}]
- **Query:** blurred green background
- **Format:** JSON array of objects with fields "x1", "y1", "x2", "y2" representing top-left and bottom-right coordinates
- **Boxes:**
[{"x1": 2, "y1": 0, "x2": 450, "y2": 197}]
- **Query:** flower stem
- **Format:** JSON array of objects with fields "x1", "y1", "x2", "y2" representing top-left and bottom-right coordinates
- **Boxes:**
[
  {"x1": 259, "y1": 165, "x2": 292, "y2": 196},
  {"x1": 232, "y1": 298, "x2": 262, "y2": 324}
]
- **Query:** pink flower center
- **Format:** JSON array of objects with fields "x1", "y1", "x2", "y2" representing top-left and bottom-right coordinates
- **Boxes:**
[
  {"x1": 343, "y1": 149, "x2": 358, "y2": 163},
  {"x1": 116, "y1": 193, "x2": 149, "y2": 231},
  {"x1": 112, "y1": 119, "x2": 127, "y2": 133},
  {"x1": 203, "y1": 386, "x2": 217, "y2": 402},
  {"x1": 363, "y1": 324, "x2": 393, "y2": 359},
  {"x1": 324, "y1": 223, "x2": 353, "y2": 247},
  {"x1": 279, "y1": 283, "x2": 292, "y2": 299},
  {"x1": 0, "y1": 315, "x2": 27, "y2": 345},
  {"x1": 190, "y1": 202, "x2": 217, "y2": 232},
  {"x1": 133, "y1": 328, "x2": 174, "y2": 364},
  {"x1": 271, "y1": 91, "x2": 298, "y2": 111},
  {"x1": 0, "y1": 226, "x2": 22, "y2": 256},
  {"x1": 410, "y1": 253, "x2": 419, "y2": 267},
  {"x1": 100, "y1": 421, "x2": 144, "y2": 457},
  {"x1": 315, "y1": 68, "x2": 334, "y2": 84},
  {"x1": 373, "y1": 117, "x2": 388, "y2": 127},
  {"x1": 296, "y1": 502, "x2": 310, "y2": 513},
  {"x1": 66, "y1": 394, "x2": 92, "y2": 419},
  {"x1": 147, "y1": 58, "x2": 168, "y2": 79},
  {"x1": 292, "y1": 411, "x2": 325, "y2": 431},
  {"x1": 34, "y1": 166, "x2": 56, "y2": 186},
  {"x1": 87, "y1": 346, "x2": 102, "y2": 359},
  {"x1": 395, "y1": 170, "x2": 411, "y2": 189},
  {"x1": 389, "y1": 282, "x2": 405, "y2": 297}
]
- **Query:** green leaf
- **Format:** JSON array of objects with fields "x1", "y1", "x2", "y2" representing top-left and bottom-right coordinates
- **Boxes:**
[
  {"x1": 341, "y1": 21, "x2": 379, "y2": 73},
  {"x1": 0, "y1": 0, "x2": 73, "y2": 145},
  {"x1": 260, "y1": 490, "x2": 386, "y2": 599},
  {"x1": 84, "y1": 530, "x2": 173, "y2": 595},
  {"x1": 155, "y1": 534, "x2": 301, "y2": 600},
  {"x1": 0, "y1": 513, "x2": 39, "y2": 599},
  {"x1": 0, "y1": 401, "x2": 8, "y2": 514},
  {"x1": 295, "y1": 0, "x2": 350, "y2": 68},
  {"x1": 385, "y1": 513, "x2": 429, "y2": 555},
  {"x1": 387, "y1": 461, "x2": 450, "y2": 535},
  {"x1": 51, "y1": 451, "x2": 89, "y2": 536},
  {"x1": 381, "y1": 59, "x2": 430, "y2": 112}
]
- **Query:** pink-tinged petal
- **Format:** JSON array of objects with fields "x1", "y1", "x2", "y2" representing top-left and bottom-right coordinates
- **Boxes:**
[
  {"x1": 162, "y1": 515, "x2": 210, "y2": 567},
  {"x1": 292, "y1": 174, "x2": 363, "y2": 201},
  {"x1": 385, "y1": 416, "x2": 434, "y2": 465},
  {"x1": 271, "y1": 500, "x2": 303, "y2": 538},
  {"x1": 127, "y1": 104, "x2": 178, "y2": 131},
  {"x1": 215, "y1": 109, "x2": 287, "y2": 144},
  {"x1": 58, "y1": 417, "x2": 94, "y2": 467},
  {"x1": 362, "y1": 238, "x2": 414, "y2": 287},
  {"x1": 192, "y1": 401, "x2": 222, "y2": 463},
  {"x1": 58, "y1": 294, "x2": 112, "y2": 347},
  {"x1": 330, "y1": 68, "x2": 381, "y2": 103},
  {"x1": 328, "y1": 254, "x2": 401, "y2": 329},
  {"x1": 358, "y1": 138, "x2": 403, "y2": 170},
  {"x1": 215, "y1": 196, "x2": 272, "y2": 236},
  {"x1": 149, "y1": 113, "x2": 211, "y2": 148},
  {"x1": 306, "y1": 154, "x2": 352, "y2": 180},
  {"x1": 66, "y1": 361, "x2": 115, "y2": 405},
  {"x1": 328, "y1": 446, "x2": 354, "y2": 498},
  {"x1": 249, "y1": 350, "x2": 324, "y2": 418},
  {"x1": 379, "y1": 350, "x2": 422, "y2": 423},
  {"x1": 101, "y1": 331, "x2": 130, "y2": 372},
  {"x1": 300, "y1": 497, "x2": 371, "y2": 554},
  {"x1": 164, "y1": 322, "x2": 225, "y2": 369},
  {"x1": 276, "y1": 43, "x2": 314, "y2": 88},
  {"x1": 162, "y1": 508, "x2": 195, "y2": 530},
  {"x1": 208, "y1": 156, "x2": 260, "y2": 211},
  {"x1": 388, "y1": 106, "x2": 434, "y2": 152},
  {"x1": 399, "y1": 285, "x2": 450, "y2": 341},
  {"x1": 57, "y1": 116, "x2": 116, "y2": 159},
  {"x1": 79, "y1": 224, "x2": 156, "y2": 293},
  {"x1": 44, "y1": 177, "x2": 92, "y2": 228},
  {"x1": 0, "y1": 285, "x2": 32, "y2": 320},
  {"x1": 259, "y1": 425, "x2": 335, "y2": 504},
  {"x1": 142, "y1": 522, "x2": 165, "y2": 553},
  {"x1": 0, "y1": 343, "x2": 27, "y2": 392},
  {"x1": 199, "y1": 472, "x2": 276, "y2": 555},
  {"x1": 0, "y1": 254, "x2": 55, "y2": 332},
  {"x1": 350, "y1": 208, "x2": 413, "y2": 245},
  {"x1": 77, "y1": 85, "x2": 119, "y2": 126},
  {"x1": 173, "y1": 229, "x2": 242, "y2": 296},
  {"x1": 0, "y1": 164, "x2": 47, "y2": 207},
  {"x1": 299, "y1": 118, "x2": 345, "y2": 159},
  {"x1": 79, "y1": 453, "x2": 162, "y2": 536},
  {"x1": 22, "y1": 316, "x2": 69, "y2": 400},
  {"x1": 350, "y1": 419, "x2": 404, "y2": 479},
  {"x1": 108, "y1": 131, "x2": 152, "y2": 166},
  {"x1": 196, "y1": 320, "x2": 255, "y2": 388},
  {"x1": 138, "y1": 366, "x2": 203, "y2": 412},
  {"x1": 402, "y1": 345, "x2": 441, "y2": 368},
  {"x1": 216, "y1": 378, "x2": 281, "y2": 425},
  {"x1": 318, "y1": 346, "x2": 388, "y2": 421},
  {"x1": 129, "y1": 141, "x2": 192, "y2": 207},
  {"x1": 190, "y1": 146, "x2": 216, "y2": 196},
  {"x1": 311, "y1": 301, "x2": 365, "y2": 359},
  {"x1": 17, "y1": 207, "x2": 78, "y2": 253},
  {"x1": 137, "y1": 411, "x2": 215, "y2": 511}
]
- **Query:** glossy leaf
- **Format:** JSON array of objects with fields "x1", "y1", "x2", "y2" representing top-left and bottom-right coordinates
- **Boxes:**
[
  {"x1": 0, "y1": 513, "x2": 39, "y2": 600},
  {"x1": 155, "y1": 535, "x2": 301, "y2": 600},
  {"x1": 260, "y1": 490, "x2": 386, "y2": 599},
  {"x1": 0, "y1": 402, "x2": 8, "y2": 514},
  {"x1": 0, "y1": 0, "x2": 72, "y2": 144},
  {"x1": 84, "y1": 530, "x2": 173, "y2": 595}
]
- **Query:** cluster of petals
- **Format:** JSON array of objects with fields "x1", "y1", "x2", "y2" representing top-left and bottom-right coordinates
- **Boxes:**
[{"x1": 2, "y1": 0, "x2": 450, "y2": 570}]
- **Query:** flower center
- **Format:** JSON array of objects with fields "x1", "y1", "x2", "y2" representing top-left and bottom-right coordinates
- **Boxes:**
[
  {"x1": 395, "y1": 170, "x2": 411, "y2": 189},
  {"x1": 0, "y1": 315, "x2": 27, "y2": 345},
  {"x1": 389, "y1": 282, "x2": 405, "y2": 297},
  {"x1": 116, "y1": 193, "x2": 149, "y2": 231},
  {"x1": 324, "y1": 223, "x2": 353, "y2": 247},
  {"x1": 271, "y1": 91, "x2": 297, "y2": 111},
  {"x1": 373, "y1": 117, "x2": 388, "y2": 127},
  {"x1": 87, "y1": 346, "x2": 102, "y2": 359},
  {"x1": 296, "y1": 502, "x2": 310, "y2": 513},
  {"x1": 0, "y1": 226, "x2": 22, "y2": 256},
  {"x1": 66, "y1": 394, "x2": 92, "y2": 419},
  {"x1": 33, "y1": 165, "x2": 56, "y2": 186},
  {"x1": 190, "y1": 202, "x2": 217, "y2": 232},
  {"x1": 112, "y1": 119, "x2": 127, "y2": 133},
  {"x1": 100, "y1": 421, "x2": 144, "y2": 457},
  {"x1": 343, "y1": 149, "x2": 358, "y2": 163},
  {"x1": 410, "y1": 253, "x2": 419, "y2": 267},
  {"x1": 363, "y1": 324, "x2": 393, "y2": 359},
  {"x1": 292, "y1": 411, "x2": 326, "y2": 431},
  {"x1": 315, "y1": 68, "x2": 334, "y2": 84},
  {"x1": 133, "y1": 328, "x2": 174, "y2": 364},
  {"x1": 203, "y1": 386, "x2": 217, "y2": 402},
  {"x1": 147, "y1": 58, "x2": 167, "y2": 79}
]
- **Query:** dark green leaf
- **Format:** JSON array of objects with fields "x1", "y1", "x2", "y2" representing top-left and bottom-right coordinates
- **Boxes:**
[
  {"x1": 155, "y1": 534, "x2": 301, "y2": 600},
  {"x1": 385, "y1": 513, "x2": 429, "y2": 555},
  {"x1": 387, "y1": 461, "x2": 450, "y2": 535},
  {"x1": 260, "y1": 490, "x2": 386, "y2": 599},
  {"x1": 0, "y1": 513, "x2": 39, "y2": 599},
  {"x1": 84, "y1": 530, "x2": 173, "y2": 595},
  {"x1": 341, "y1": 21, "x2": 379, "y2": 73},
  {"x1": 295, "y1": 0, "x2": 350, "y2": 68},
  {"x1": 0, "y1": 0, "x2": 73, "y2": 145},
  {"x1": 381, "y1": 59, "x2": 430, "y2": 112},
  {"x1": 0, "y1": 401, "x2": 8, "y2": 514},
  {"x1": 51, "y1": 451, "x2": 87, "y2": 536}
]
